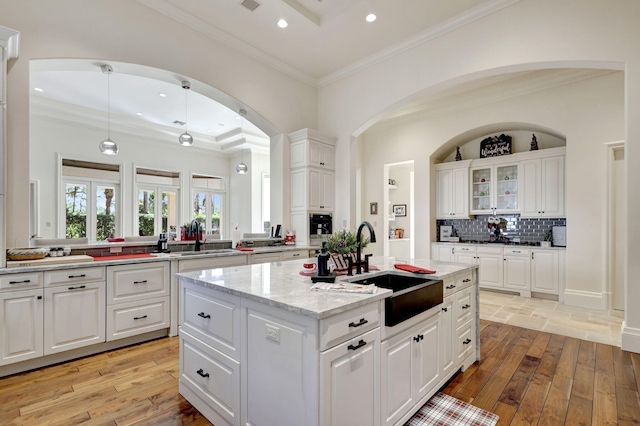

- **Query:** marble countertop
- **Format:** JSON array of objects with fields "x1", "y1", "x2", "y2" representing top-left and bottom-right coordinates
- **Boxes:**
[{"x1": 177, "y1": 256, "x2": 477, "y2": 320}]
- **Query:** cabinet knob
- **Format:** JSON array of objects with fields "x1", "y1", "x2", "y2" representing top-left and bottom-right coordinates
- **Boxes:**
[
  {"x1": 413, "y1": 334, "x2": 424, "y2": 342},
  {"x1": 442, "y1": 307, "x2": 448, "y2": 312}
]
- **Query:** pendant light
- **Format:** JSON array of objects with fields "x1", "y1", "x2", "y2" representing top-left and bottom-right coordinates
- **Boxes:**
[
  {"x1": 178, "y1": 80, "x2": 194, "y2": 146},
  {"x1": 99, "y1": 65, "x2": 119, "y2": 155},
  {"x1": 236, "y1": 109, "x2": 249, "y2": 174}
]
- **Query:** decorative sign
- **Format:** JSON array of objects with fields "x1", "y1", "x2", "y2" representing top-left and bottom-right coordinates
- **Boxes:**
[{"x1": 480, "y1": 134, "x2": 512, "y2": 158}]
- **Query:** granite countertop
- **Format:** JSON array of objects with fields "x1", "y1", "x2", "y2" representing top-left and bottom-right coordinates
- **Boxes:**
[{"x1": 176, "y1": 256, "x2": 477, "y2": 320}]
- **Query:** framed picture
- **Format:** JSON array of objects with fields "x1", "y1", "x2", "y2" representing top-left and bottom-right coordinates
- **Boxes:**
[
  {"x1": 370, "y1": 202, "x2": 378, "y2": 215},
  {"x1": 393, "y1": 204, "x2": 406, "y2": 217},
  {"x1": 440, "y1": 225, "x2": 452, "y2": 242}
]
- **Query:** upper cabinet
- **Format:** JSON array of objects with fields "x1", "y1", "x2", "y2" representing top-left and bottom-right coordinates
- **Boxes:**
[
  {"x1": 435, "y1": 161, "x2": 471, "y2": 219},
  {"x1": 470, "y1": 162, "x2": 520, "y2": 215},
  {"x1": 290, "y1": 129, "x2": 336, "y2": 170},
  {"x1": 520, "y1": 153, "x2": 565, "y2": 218}
]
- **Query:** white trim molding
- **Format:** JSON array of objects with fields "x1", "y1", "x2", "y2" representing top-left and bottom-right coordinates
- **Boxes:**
[
  {"x1": 563, "y1": 288, "x2": 605, "y2": 311},
  {"x1": 622, "y1": 322, "x2": 640, "y2": 353}
]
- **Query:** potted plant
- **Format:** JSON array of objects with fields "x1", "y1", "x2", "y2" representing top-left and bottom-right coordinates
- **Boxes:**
[
  {"x1": 541, "y1": 230, "x2": 552, "y2": 247},
  {"x1": 324, "y1": 229, "x2": 369, "y2": 271}
]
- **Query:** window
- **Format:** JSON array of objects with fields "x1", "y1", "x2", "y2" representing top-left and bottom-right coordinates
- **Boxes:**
[
  {"x1": 136, "y1": 168, "x2": 180, "y2": 238},
  {"x1": 62, "y1": 159, "x2": 120, "y2": 241},
  {"x1": 192, "y1": 174, "x2": 225, "y2": 237}
]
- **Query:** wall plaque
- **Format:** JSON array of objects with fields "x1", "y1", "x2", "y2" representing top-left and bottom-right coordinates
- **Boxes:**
[{"x1": 480, "y1": 134, "x2": 512, "y2": 158}]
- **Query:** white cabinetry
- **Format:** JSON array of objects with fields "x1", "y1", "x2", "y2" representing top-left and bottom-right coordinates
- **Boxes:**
[
  {"x1": 249, "y1": 252, "x2": 283, "y2": 264},
  {"x1": 476, "y1": 246, "x2": 504, "y2": 289},
  {"x1": 291, "y1": 167, "x2": 334, "y2": 211},
  {"x1": 470, "y1": 162, "x2": 520, "y2": 215},
  {"x1": 531, "y1": 249, "x2": 560, "y2": 294},
  {"x1": 0, "y1": 272, "x2": 44, "y2": 365},
  {"x1": 433, "y1": 243, "x2": 454, "y2": 262},
  {"x1": 44, "y1": 267, "x2": 106, "y2": 355},
  {"x1": 290, "y1": 134, "x2": 335, "y2": 169},
  {"x1": 453, "y1": 244, "x2": 476, "y2": 265},
  {"x1": 520, "y1": 154, "x2": 565, "y2": 218},
  {"x1": 106, "y1": 262, "x2": 170, "y2": 341},
  {"x1": 503, "y1": 247, "x2": 531, "y2": 294},
  {"x1": 435, "y1": 161, "x2": 470, "y2": 219},
  {"x1": 381, "y1": 311, "x2": 441, "y2": 426}
]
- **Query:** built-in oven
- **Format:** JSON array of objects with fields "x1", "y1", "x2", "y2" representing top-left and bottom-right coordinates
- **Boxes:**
[{"x1": 309, "y1": 213, "x2": 332, "y2": 246}]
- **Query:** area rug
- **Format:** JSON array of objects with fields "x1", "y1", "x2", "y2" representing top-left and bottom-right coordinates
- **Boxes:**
[{"x1": 405, "y1": 392, "x2": 499, "y2": 426}]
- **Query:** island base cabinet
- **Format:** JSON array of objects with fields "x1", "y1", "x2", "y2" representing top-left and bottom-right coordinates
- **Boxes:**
[
  {"x1": 381, "y1": 311, "x2": 441, "y2": 426},
  {"x1": 180, "y1": 332, "x2": 240, "y2": 426},
  {"x1": 0, "y1": 289, "x2": 43, "y2": 365},
  {"x1": 43, "y1": 282, "x2": 105, "y2": 355},
  {"x1": 320, "y1": 327, "x2": 380, "y2": 426}
]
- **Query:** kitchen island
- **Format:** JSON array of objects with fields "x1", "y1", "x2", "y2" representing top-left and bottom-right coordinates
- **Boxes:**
[{"x1": 177, "y1": 256, "x2": 479, "y2": 426}]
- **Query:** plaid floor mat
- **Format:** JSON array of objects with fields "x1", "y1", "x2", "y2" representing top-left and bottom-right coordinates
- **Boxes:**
[{"x1": 405, "y1": 392, "x2": 499, "y2": 426}]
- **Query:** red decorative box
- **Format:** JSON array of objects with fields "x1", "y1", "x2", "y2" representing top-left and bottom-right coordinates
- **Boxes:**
[{"x1": 181, "y1": 228, "x2": 203, "y2": 241}]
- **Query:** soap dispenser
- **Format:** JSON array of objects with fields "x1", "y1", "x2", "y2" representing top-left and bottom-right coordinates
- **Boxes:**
[{"x1": 312, "y1": 242, "x2": 336, "y2": 283}]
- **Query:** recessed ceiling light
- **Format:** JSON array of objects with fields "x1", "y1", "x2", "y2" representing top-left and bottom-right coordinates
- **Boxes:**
[
  {"x1": 158, "y1": 93, "x2": 167, "y2": 97},
  {"x1": 366, "y1": 13, "x2": 377, "y2": 23},
  {"x1": 136, "y1": 112, "x2": 144, "y2": 116},
  {"x1": 34, "y1": 87, "x2": 44, "y2": 92},
  {"x1": 277, "y1": 19, "x2": 288, "y2": 28}
]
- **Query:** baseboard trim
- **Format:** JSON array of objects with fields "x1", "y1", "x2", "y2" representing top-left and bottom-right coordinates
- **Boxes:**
[
  {"x1": 622, "y1": 322, "x2": 640, "y2": 354},
  {"x1": 562, "y1": 288, "x2": 605, "y2": 310}
]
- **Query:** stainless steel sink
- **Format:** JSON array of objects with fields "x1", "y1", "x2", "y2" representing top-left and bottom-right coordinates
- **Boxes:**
[
  {"x1": 349, "y1": 272, "x2": 443, "y2": 327},
  {"x1": 178, "y1": 249, "x2": 234, "y2": 256}
]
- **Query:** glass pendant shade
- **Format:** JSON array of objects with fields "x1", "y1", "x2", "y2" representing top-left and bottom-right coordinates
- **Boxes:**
[
  {"x1": 178, "y1": 131, "x2": 194, "y2": 146},
  {"x1": 236, "y1": 162, "x2": 248, "y2": 174},
  {"x1": 100, "y1": 65, "x2": 119, "y2": 155},
  {"x1": 99, "y1": 138, "x2": 119, "y2": 155}
]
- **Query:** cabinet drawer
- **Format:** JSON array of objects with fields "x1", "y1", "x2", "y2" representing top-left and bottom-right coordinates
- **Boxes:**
[
  {"x1": 503, "y1": 247, "x2": 531, "y2": 256},
  {"x1": 456, "y1": 321, "x2": 475, "y2": 363},
  {"x1": 455, "y1": 290, "x2": 474, "y2": 329},
  {"x1": 180, "y1": 282, "x2": 241, "y2": 360},
  {"x1": 282, "y1": 250, "x2": 309, "y2": 261},
  {"x1": 178, "y1": 255, "x2": 247, "y2": 273},
  {"x1": 44, "y1": 267, "x2": 105, "y2": 287},
  {"x1": 249, "y1": 252, "x2": 282, "y2": 264},
  {"x1": 0, "y1": 272, "x2": 43, "y2": 291},
  {"x1": 320, "y1": 302, "x2": 380, "y2": 351},
  {"x1": 107, "y1": 263, "x2": 169, "y2": 304},
  {"x1": 180, "y1": 333, "x2": 240, "y2": 426},
  {"x1": 454, "y1": 270, "x2": 474, "y2": 291},
  {"x1": 106, "y1": 296, "x2": 170, "y2": 341}
]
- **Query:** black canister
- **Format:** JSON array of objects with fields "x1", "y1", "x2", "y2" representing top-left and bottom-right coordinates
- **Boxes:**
[{"x1": 317, "y1": 242, "x2": 330, "y2": 276}]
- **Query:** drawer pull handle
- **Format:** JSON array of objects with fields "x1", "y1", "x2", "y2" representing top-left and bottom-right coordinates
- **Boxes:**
[
  {"x1": 442, "y1": 307, "x2": 448, "y2": 312},
  {"x1": 292, "y1": 253, "x2": 300, "y2": 257},
  {"x1": 9, "y1": 279, "x2": 31, "y2": 284},
  {"x1": 133, "y1": 280, "x2": 148, "y2": 284},
  {"x1": 462, "y1": 278, "x2": 471, "y2": 283},
  {"x1": 198, "y1": 312, "x2": 211, "y2": 319},
  {"x1": 446, "y1": 285, "x2": 456, "y2": 290},
  {"x1": 68, "y1": 285, "x2": 86, "y2": 290},
  {"x1": 68, "y1": 274, "x2": 86, "y2": 279},
  {"x1": 196, "y1": 369, "x2": 210, "y2": 378},
  {"x1": 348, "y1": 318, "x2": 368, "y2": 328},
  {"x1": 134, "y1": 315, "x2": 148, "y2": 320},
  {"x1": 513, "y1": 250, "x2": 521, "y2": 253},
  {"x1": 462, "y1": 304, "x2": 471, "y2": 309},
  {"x1": 348, "y1": 340, "x2": 367, "y2": 351},
  {"x1": 37, "y1": 296, "x2": 43, "y2": 300},
  {"x1": 463, "y1": 338, "x2": 472, "y2": 345}
]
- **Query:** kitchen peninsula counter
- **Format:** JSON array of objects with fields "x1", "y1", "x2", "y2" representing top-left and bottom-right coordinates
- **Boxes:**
[{"x1": 176, "y1": 257, "x2": 479, "y2": 426}]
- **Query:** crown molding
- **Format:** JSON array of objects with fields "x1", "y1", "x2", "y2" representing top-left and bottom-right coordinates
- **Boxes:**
[
  {"x1": 317, "y1": 0, "x2": 521, "y2": 88},
  {"x1": 136, "y1": 0, "x2": 316, "y2": 87},
  {"x1": 0, "y1": 25, "x2": 19, "y2": 59}
]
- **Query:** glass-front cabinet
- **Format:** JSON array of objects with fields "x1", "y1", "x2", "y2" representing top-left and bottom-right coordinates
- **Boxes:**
[{"x1": 470, "y1": 163, "x2": 519, "y2": 214}]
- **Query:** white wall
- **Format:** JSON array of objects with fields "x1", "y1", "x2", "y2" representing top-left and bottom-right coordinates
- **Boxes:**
[
  {"x1": 1, "y1": 0, "x2": 317, "y2": 248},
  {"x1": 250, "y1": 151, "x2": 270, "y2": 233}
]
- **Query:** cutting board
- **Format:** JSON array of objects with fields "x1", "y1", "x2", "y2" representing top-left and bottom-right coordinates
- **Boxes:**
[{"x1": 6, "y1": 255, "x2": 95, "y2": 268}]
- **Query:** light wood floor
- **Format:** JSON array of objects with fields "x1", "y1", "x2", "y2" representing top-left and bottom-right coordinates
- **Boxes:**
[{"x1": 2, "y1": 320, "x2": 640, "y2": 425}]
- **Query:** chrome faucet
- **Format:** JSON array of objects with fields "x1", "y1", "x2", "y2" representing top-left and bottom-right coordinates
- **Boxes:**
[
  {"x1": 190, "y1": 219, "x2": 202, "y2": 251},
  {"x1": 355, "y1": 221, "x2": 376, "y2": 274}
]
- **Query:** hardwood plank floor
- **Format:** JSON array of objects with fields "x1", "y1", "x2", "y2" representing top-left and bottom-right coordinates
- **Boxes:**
[{"x1": 1, "y1": 319, "x2": 640, "y2": 425}]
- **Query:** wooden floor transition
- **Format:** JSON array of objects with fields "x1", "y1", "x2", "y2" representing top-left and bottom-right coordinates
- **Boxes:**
[{"x1": 1, "y1": 319, "x2": 639, "y2": 425}]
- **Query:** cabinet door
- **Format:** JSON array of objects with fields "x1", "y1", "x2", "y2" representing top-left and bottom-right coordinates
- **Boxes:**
[
  {"x1": 249, "y1": 252, "x2": 282, "y2": 264},
  {"x1": 495, "y1": 164, "x2": 519, "y2": 213},
  {"x1": 451, "y1": 168, "x2": 469, "y2": 218},
  {"x1": 439, "y1": 296, "x2": 455, "y2": 377},
  {"x1": 320, "y1": 143, "x2": 335, "y2": 169},
  {"x1": 520, "y1": 159, "x2": 541, "y2": 217},
  {"x1": 531, "y1": 249, "x2": 559, "y2": 294},
  {"x1": 381, "y1": 331, "x2": 414, "y2": 426},
  {"x1": 434, "y1": 244, "x2": 453, "y2": 262},
  {"x1": 470, "y1": 167, "x2": 492, "y2": 213},
  {"x1": 44, "y1": 281, "x2": 105, "y2": 355},
  {"x1": 320, "y1": 170, "x2": 334, "y2": 211},
  {"x1": 0, "y1": 289, "x2": 43, "y2": 365},
  {"x1": 453, "y1": 245, "x2": 476, "y2": 265},
  {"x1": 477, "y1": 251, "x2": 503, "y2": 288},
  {"x1": 290, "y1": 168, "x2": 307, "y2": 211},
  {"x1": 504, "y1": 255, "x2": 531, "y2": 291},
  {"x1": 540, "y1": 156, "x2": 564, "y2": 217},
  {"x1": 436, "y1": 169, "x2": 452, "y2": 219},
  {"x1": 321, "y1": 328, "x2": 380, "y2": 426},
  {"x1": 413, "y1": 313, "x2": 441, "y2": 401},
  {"x1": 308, "y1": 169, "x2": 322, "y2": 210}
]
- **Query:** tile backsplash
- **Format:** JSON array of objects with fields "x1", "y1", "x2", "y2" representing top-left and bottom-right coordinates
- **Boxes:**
[{"x1": 437, "y1": 215, "x2": 566, "y2": 244}]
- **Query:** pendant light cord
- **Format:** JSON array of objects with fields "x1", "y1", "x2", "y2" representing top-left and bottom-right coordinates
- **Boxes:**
[
  {"x1": 184, "y1": 86, "x2": 188, "y2": 133},
  {"x1": 106, "y1": 70, "x2": 111, "y2": 139}
]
